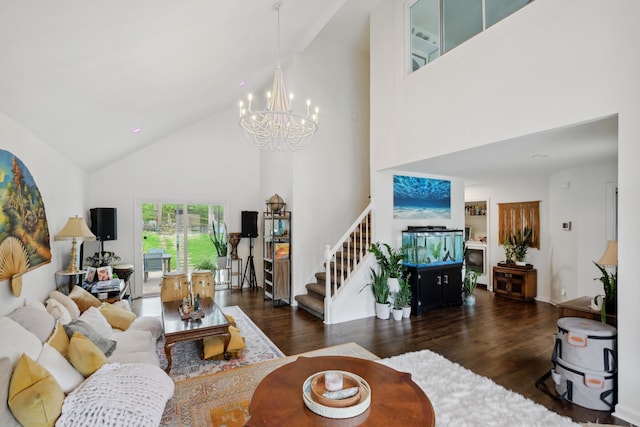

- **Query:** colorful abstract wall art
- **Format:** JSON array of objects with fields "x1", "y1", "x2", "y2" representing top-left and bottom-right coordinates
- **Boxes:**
[
  {"x1": 0, "y1": 149, "x2": 51, "y2": 295},
  {"x1": 393, "y1": 175, "x2": 451, "y2": 220}
]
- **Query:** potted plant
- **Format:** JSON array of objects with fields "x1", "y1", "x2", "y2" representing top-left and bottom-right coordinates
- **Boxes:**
[
  {"x1": 210, "y1": 221, "x2": 228, "y2": 268},
  {"x1": 593, "y1": 262, "x2": 617, "y2": 323},
  {"x1": 395, "y1": 276, "x2": 412, "y2": 318},
  {"x1": 369, "y1": 242, "x2": 405, "y2": 293},
  {"x1": 360, "y1": 267, "x2": 390, "y2": 319},
  {"x1": 504, "y1": 227, "x2": 532, "y2": 265},
  {"x1": 392, "y1": 294, "x2": 404, "y2": 320},
  {"x1": 463, "y1": 270, "x2": 478, "y2": 305}
]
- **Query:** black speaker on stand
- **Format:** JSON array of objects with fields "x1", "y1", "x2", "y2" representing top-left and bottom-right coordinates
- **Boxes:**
[
  {"x1": 90, "y1": 207, "x2": 117, "y2": 256},
  {"x1": 241, "y1": 211, "x2": 258, "y2": 288}
]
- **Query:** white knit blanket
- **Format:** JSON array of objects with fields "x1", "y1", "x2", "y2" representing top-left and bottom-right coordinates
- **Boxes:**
[{"x1": 56, "y1": 363, "x2": 175, "y2": 427}]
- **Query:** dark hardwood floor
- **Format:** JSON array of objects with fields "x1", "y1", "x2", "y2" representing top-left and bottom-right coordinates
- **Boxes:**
[{"x1": 134, "y1": 286, "x2": 629, "y2": 426}]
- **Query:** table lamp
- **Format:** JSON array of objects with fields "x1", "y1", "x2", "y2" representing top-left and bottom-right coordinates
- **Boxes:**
[{"x1": 55, "y1": 216, "x2": 96, "y2": 273}]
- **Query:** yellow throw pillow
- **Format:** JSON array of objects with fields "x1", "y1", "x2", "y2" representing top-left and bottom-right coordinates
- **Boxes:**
[
  {"x1": 99, "y1": 303, "x2": 137, "y2": 331},
  {"x1": 67, "y1": 332, "x2": 107, "y2": 377},
  {"x1": 68, "y1": 286, "x2": 102, "y2": 313},
  {"x1": 8, "y1": 354, "x2": 64, "y2": 427},
  {"x1": 203, "y1": 326, "x2": 245, "y2": 360},
  {"x1": 46, "y1": 321, "x2": 70, "y2": 358}
]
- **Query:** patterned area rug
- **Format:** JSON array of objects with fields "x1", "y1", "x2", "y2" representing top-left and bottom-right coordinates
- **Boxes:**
[
  {"x1": 157, "y1": 305, "x2": 285, "y2": 381},
  {"x1": 160, "y1": 342, "x2": 379, "y2": 426}
]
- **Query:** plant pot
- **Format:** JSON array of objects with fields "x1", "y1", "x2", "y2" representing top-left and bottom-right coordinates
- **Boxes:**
[
  {"x1": 217, "y1": 256, "x2": 228, "y2": 269},
  {"x1": 464, "y1": 294, "x2": 476, "y2": 306},
  {"x1": 392, "y1": 308, "x2": 403, "y2": 320},
  {"x1": 402, "y1": 306, "x2": 411, "y2": 318},
  {"x1": 387, "y1": 277, "x2": 400, "y2": 294},
  {"x1": 515, "y1": 261, "x2": 526, "y2": 266},
  {"x1": 375, "y1": 302, "x2": 390, "y2": 320}
]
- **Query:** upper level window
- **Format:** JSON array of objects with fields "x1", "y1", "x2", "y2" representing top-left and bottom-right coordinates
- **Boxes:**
[{"x1": 410, "y1": 0, "x2": 532, "y2": 73}]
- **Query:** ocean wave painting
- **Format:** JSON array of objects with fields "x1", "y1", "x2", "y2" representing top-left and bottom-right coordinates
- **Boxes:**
[{"x1": 393, "y1": 175, "x2": 451, "y2": 219}]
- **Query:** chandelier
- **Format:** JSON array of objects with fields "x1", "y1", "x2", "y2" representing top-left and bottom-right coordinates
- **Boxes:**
[{"x1": 238, "y1": 1, "x2": 319, "y2": 151}]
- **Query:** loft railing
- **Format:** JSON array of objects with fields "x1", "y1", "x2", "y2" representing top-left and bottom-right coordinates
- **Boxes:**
[{"x1": 323, "y1": 203, "x2": 373, "y2": 324}]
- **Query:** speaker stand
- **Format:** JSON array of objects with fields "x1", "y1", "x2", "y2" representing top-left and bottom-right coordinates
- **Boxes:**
[{"x1": 242, "y1": 237, "x2": 257, "y2": 289}]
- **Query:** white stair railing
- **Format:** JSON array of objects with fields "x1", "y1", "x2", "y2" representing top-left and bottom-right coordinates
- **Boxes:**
[{"x1": 324, "y1": 203, "x2": 373, "y2": 324}]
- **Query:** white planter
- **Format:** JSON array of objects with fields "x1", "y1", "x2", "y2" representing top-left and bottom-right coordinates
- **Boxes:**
[
  {"x1": 375, "y1": 302, "x2": 390, "y2": 320},
  {"x1": 387, "y1": 278, "x2": 400, "y2": 294},
  {"x1": 217, "y1": 256, "x2": 228, "y2": 268},
  {"x1": 392, "y1": 308, "x2": 403, "y2": 320},
  {"x1": 464, "y1": 294, "x2": 476, "y2": 306},
  {"x1": 515, "y1": 261, "x2": 526, "y2": 266},
  {"x1": 402, "y1": 306, "x2": 411, "y2": 318}
]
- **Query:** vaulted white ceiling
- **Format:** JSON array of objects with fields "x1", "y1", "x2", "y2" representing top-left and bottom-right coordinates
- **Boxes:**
[
  {"x1": 0, "y1": 0, "x2": 618, "y2": 179},
  {"x1": 0, "y1": 0, "x2": 373, "y2": 171}
]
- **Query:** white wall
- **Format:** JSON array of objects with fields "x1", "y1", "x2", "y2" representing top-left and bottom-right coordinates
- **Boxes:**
[
  {"x1": 548, "y1": 161, "x2": 617, "y2": 303},
  {"x1": 370, "y1": 0, "x2": 640, "y2": 423},
  {"x1": 0, "y1": 113, "x2": 89, "y2": 316}
]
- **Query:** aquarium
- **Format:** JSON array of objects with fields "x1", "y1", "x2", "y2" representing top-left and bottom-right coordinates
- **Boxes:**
[{"x1": 402, "y1": 227, "x2": 464, "y2": 267}]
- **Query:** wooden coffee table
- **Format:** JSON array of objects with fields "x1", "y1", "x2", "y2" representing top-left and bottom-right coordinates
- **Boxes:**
[
  {"x1": 247, "y1": 355, "x2": 435, "y2": 426},
  {"x1": 161, "y1": 297, "x2": 230, "y2": 373}
]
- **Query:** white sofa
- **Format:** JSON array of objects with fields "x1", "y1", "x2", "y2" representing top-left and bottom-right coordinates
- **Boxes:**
[{"x1": 1, "y1": 287, "x2": 173, "y2": 426}]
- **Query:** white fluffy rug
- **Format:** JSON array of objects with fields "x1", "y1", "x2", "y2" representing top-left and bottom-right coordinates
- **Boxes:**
[{"x1": 381, "y1": 349, "x2": 580, "y2": 427}]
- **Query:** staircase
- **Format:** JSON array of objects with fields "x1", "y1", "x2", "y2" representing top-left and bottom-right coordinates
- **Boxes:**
[{"x1": 295, "y1": 206, "x2": 372, "y2": 321}]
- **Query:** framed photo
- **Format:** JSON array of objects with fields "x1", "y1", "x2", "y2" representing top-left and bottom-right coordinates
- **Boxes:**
[
  {"x1": 96, "y1": 266, "x2": 112, "y2": 281},
  {"x1": 85, "y1": 267, "x2": 97, "y2": 283}
]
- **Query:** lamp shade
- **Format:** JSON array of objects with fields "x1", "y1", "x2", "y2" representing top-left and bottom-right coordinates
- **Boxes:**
[
  {"x1": 597, "y1": 240, "x2": 618, "y2": 266},
  {"x1": 54, "y1": 216, "x2": 96, "y2": 241}
]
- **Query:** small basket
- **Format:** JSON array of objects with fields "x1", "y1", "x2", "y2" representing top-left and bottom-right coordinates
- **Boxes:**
[{"x1": 310, "y1": 373, "x2": 361, "y2": 408}]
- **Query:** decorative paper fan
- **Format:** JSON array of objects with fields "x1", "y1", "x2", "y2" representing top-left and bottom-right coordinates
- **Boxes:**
[{"x1": 0, "y1": 237, "x2": 30, "y2": 296}]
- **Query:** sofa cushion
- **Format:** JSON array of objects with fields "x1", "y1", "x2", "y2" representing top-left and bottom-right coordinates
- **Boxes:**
[
  {"x1": 127, "y1": 316, "x2": 164, "y2": 341},
  {"x1": 69, "y1": 285, "x2": 102, "y2": 313},
  {"x1": 100, "y1": 303, "x2": 137, "y2": 331},
  {"x1": 79, "y1": 306, "x2": 113, "y2": 338},
  {"x1": 0, "y1": 357, "x2": 21, "y2": 427},
  {"x1": 64, "y1": 320, "x2": 116, "y2": 357},
  {"x1": 0, "y1": 317, "x2": 42, "y2": 368},
  {"x1": 45, "y1": 298, "x2": 72, "y2": 325},
  {"x1": 109, "y1": 330, "x2": 160, "y2": 366},
  {"x1": 7, "y1": 305, "x2": 56, "y2": 342},
  {"x1": 8, "y1": 354, "x2": 65, "y2": 427},
  {"x1": 49, "y1": 290, "x2": 81, "y2": 320},
  {"x1": 46, "y1": 321, "x2": 70, "y2": 358},
  {"x1": 37, "y1": 343, "x2": 84, "y2": 394},
  {"x1": 24, "y1": 299, "x2": 48, "y2": 312},
  {"x1": 67, "y1": 332, "x2": 108, "y2": 377}
]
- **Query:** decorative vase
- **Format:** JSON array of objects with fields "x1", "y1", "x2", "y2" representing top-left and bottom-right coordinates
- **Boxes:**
[
  {"x1": 464, "y1": 293, "x2": 476, "y2": 306},
  {"x1": 375, "y1": 302, "x2": 390, "y2": 320},
  {"x1": 228, "y1": 232, "x2": 242, "y2": 260},
  {"x1": 402, "y1": 306, "x2": 411, "y2": 318},
  {"x1": 392, "y1": 308, "x2": 403, "y2": 321}
]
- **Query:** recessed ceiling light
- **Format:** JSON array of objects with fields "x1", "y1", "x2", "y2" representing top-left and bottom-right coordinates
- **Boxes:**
[
  {"x1": 531, "y1": 153, "x2": 548, "y2": 159},
  {"x1": 133, "y1": 128, "x2": 142, "y2": 133}
]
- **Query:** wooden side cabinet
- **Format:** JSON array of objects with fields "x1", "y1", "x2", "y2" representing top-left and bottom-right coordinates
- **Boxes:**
[{"x1": 493, "y1": 265, "x2": 537, "y2": 301}]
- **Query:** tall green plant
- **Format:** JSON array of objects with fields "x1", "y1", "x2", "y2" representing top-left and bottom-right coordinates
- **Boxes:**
[
  {"x1": 369, "y1": 242, "x2": 405, "y2": 278},
  {"x1": 210, "y1": 221, "x2": 228, "y2": 257},
  {"x1": 394, "y1": 276, "x2": 412, "y2": 308},
  {"x1": 360, "y1": 267, "x2": 390, "y2": 304},
  {"x1": 509, "y1": 227, "x2": 533, "y2": 262}
]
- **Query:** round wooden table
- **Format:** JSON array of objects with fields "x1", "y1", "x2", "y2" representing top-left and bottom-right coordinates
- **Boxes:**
[{"x1": 247, "y1": 355, "x2": 435, "y2": 426}]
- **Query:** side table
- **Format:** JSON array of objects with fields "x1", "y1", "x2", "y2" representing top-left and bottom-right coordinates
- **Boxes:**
[
  {"x1": 557, "y1": 296, "x2": 617, "y2": 327},
  {"x1": 55, "y1": 270, "x2": 86, "y2": 294},
  {"x1": 230, "y1": 258, "x2": 243, "y2": 290}
]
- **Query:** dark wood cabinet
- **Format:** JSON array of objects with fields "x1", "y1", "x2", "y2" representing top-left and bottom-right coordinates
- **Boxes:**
[
  {"x1": 407, "y1": 264, "x2": 463, "y2": 316},
  {"x1": 493, "y1": 264, "x2": 537, "y2": 301}
]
